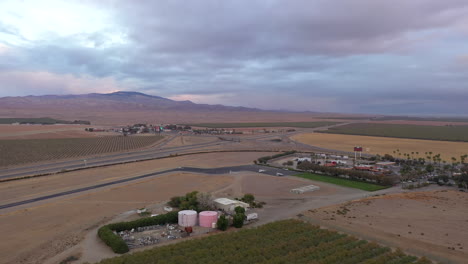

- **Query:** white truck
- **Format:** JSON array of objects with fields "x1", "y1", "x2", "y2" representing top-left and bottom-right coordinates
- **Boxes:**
[{"x1": 246, "y1": 213, "x2": 258, "y2": 221}]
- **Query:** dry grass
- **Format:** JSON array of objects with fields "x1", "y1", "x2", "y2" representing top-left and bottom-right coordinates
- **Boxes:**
[
  {"x1": 304, "y1": 190, "x2": 468, "y2": 263},
  {"x1": 292, "y1": 133, "x2": 468, "y2": 162}
]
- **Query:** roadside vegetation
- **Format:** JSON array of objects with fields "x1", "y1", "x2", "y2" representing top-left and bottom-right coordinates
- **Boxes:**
[
  {"x1": 255, "y1": 150, "x2": 296, "y2": 164},
  {"x1": 295, "y1": 173, "x2": 388, "y2": 191},
  {"x1": 319, "y1": 123, "x2": 468, "y2": 142},
  {"x1": 0, "y1": 135, "x2": 163, "y2": 167},
  {"x1": 188, "y1": 121, "x2": 338, "y2": 128},
  {"x1": 95, "y1": 219, "x2": 430, "y2": 264}
]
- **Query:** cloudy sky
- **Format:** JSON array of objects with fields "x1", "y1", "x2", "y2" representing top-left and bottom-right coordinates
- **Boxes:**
[{"x1": 1, "y1": 0, "x2": 468, "y2": 115}]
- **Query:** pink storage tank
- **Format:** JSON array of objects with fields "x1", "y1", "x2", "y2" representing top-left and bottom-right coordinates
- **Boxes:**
[
  {"x1": 199, "y1": 211, "x2": 218, "y2": 228},
  {"x1": 178, "y1": 210, "x2": 197, "y2": 227}
]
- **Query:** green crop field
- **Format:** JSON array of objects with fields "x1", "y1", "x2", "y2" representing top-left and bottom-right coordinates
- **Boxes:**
[
  {"x1": 0, "y1": 117, "x2": 90, "y2": 124},
  {"x1": 189, "y1": 121, "x2": 338, "y2": 128},
  {"x1": 95, "y1": 219, "x2": 429, "y2": 264},
  {"x1": 371, "y1": 116, "x2": 468, "y2": 122},
  {"x1": 295, "y1": 173, "x2": 387, "y2": 191},
  {"x1": 0, "y1": 135, "x2": 163, "y2": 168},
  {"x1": 319, "y1": 123, "x2": 468, "y2": 142}
]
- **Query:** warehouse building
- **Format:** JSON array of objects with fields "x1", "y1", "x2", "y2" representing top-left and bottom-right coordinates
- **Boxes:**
[{"x1": 213, "y1": 198, "x2": 249, "y2": 212}]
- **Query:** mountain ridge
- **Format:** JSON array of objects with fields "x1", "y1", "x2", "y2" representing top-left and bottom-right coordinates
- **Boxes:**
[{"x1": 0, "y1": 91, "x2": 262, "y2": 112}]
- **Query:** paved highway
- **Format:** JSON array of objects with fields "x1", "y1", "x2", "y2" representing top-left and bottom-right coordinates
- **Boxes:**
[
  {"x1": 0, "y1": 132, "x2": 301, "y2": 180},
  {"x1": 0, "y1": 123, "x2": 359, "y2": 180},
  {"x1": 0, "y1": 164, "x2": 295, "y2": 210}
]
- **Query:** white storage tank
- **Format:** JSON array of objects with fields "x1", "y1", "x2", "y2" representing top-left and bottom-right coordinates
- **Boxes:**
[
  {"x1": 199, "y1": 211, "x2": 218, "y2": 228},
  {"x1": 178, "y1": 210, "x2": 197, "y2": 227}
]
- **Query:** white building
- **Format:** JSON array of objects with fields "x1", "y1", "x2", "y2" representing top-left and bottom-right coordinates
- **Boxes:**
[{"x1": 213, "y1": 198, "x2": 249, "y2": 212}]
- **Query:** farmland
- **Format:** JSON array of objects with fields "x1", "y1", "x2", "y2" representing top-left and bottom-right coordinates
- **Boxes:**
[
  {"x1": 0, "y1": 135, "x2": 163, "y2": 168},
  {"x1": 188, "y1": 121, "x2": 339, "y2": 128},
  {"x1": 319, "y1": 123, "x2": 468, "y2": 142},
  {"x1": 292, "y1": 133, "x2": 468, "y2": 162},
  {"x1": 295, "y1": 173, "x2": 388, "y2": 191},
  {"x1": 96, "y1": 219, "x2": 429, "y2": 264},
  {"x1": 0, "y1": 117, "x2": 89, "y2": 125}
]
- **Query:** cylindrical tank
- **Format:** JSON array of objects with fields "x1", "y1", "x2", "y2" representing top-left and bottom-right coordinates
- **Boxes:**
[
  {"x1": 178, "y1": 210, "x2": 197, "y2": 227},
  {"x1": 199, "y1": 211, "x2": 218, "y2": 228}
]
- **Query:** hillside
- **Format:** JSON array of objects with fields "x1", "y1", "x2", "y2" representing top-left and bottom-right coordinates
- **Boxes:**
[{"x1": 0, "y1": 91, "x2": 335, "y2": 125}]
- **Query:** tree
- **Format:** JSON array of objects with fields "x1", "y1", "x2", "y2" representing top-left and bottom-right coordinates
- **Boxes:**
[
  {"x1": 197, "y1": 192, "x2": 215, "y2": 211},
  {"x1": 217, "y1": 215, "x2": 228, "y2": 231},
  {"x1": 167, "y1": 196, "x2": 181, "y2": 208},
  {"x1": 234, "y1": 206, "x2": 246, "y2": 214},
  {"x1": 233, "y1": 213, "x2": 245, "y2": 228},
  {"x1": 425, "y1": 164, "x2": 435, "y2": 176},
  {"x1": 241, "y1": 194, "x2": 255, "y2": 205}
]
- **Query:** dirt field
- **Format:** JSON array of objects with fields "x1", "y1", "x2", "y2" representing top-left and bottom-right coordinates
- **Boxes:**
[
  {"x1": 303, "y1": 190, "x2": 468, "y2": 263},
  {"x1": 293, "y1": 133, "x2": 468, "y2": 161},
  {"x1": 162, "y1": 135, "x2": 218, "y2": 148},
  {"x1": 0, "y1": 124, "x2": 112, "y2": 139},
  {"x1": 0, "y1": 152, "x2": 277, "y2": 264}
]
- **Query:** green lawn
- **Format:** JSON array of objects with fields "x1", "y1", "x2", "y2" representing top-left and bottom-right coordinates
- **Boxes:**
[
  {"x1": 188, "y1": 121, "x2": 339, "y2": 128},
  {"x1": 295, "y1": 173, "x2": 388, "y2": 191}
]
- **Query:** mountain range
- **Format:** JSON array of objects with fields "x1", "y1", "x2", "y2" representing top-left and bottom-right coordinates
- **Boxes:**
[
  {"x1": 0, "y1": 91, "x2": 330, "y2": 124},
  {"x1": 0, "y1": 91, "x2": 260, "y2": 112}
]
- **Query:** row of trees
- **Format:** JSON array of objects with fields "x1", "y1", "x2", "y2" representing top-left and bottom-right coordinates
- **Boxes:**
[
  {"x1": 256, "y1": 150, "x2": 297, "y2": 164},
  {"x1": 297, "y1": 161, "x2": 395, "y2": 186}
]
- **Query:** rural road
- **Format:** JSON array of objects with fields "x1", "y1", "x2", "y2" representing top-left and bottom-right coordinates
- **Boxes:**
[{"x1": 0, "y1": 164, "x2": 294, "y2": 210}]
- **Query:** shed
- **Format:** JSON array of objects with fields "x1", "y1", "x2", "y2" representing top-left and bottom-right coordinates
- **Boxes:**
[{"x1": 213, "y1": 198, "x2": 249, "y2": 212}]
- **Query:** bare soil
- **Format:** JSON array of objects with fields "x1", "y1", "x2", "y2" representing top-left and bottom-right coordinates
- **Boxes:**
[
  {"x1": 0, "y1": 124, "x2": 111, "y2": 140},
  {"x1": 0, "y1": 152, "x2": 274, "y2": 264},
  {"x1": 303, "y1": 190, "x2": 468, "y2": 263},
  {"x1": 162, "y1": 135, "x2": 218, "y2": 148}
]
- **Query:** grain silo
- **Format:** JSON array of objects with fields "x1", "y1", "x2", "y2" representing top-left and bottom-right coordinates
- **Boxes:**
[
  {"x1": 199, "y1": 211, "x2": 218, "y2": 227},
  {"x1": 178, "y1": 210, "x2": 197, "y2": 227}
]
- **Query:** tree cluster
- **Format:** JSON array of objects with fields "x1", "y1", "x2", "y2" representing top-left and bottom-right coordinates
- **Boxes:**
[
  {"x1": 168, "y1": 191, "x2": 216, "y2": 212},
  {"x1": 232, "y1": 206, "x2": 246, "y2": 228},
  {"x1": 297, "y1": 161, "x2": 394, "y2": 186}
]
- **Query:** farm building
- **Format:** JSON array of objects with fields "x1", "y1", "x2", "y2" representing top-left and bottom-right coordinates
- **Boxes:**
[{"x1": 213, "y1": 198, "x2": 249, "y2": 212}]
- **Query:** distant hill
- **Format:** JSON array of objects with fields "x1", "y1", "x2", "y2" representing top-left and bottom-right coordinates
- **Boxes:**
[
  {"x1": 0, "y1": 91, "x2": 260, "y2": 112},
  {"x1": 0, "y1": 91, "x2": 301, "y2": 124}
]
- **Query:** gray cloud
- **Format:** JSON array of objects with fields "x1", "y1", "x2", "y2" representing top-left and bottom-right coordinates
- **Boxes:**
[{"x1": 1, "y1": 0, "x2": 468, "y2": 115}]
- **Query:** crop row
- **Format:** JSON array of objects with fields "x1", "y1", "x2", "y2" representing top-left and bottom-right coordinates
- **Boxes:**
[
  {"x1": 96, "y1": 219, "x2": 431, "y2": 264},
  {"x1": 319, "y1": 123, "x2": 468, "y2": 142},
  {"x1": 189, "y1": 121, "x2": 339, "y2": 128},
  {"x1": 0, "y1": 135, "x2": 163, "y2": 168}
]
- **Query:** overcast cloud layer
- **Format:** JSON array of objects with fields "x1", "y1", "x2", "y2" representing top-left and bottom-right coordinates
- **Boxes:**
[{"x1": 1, "y1": 0, "x2": 468, "y2": 115}]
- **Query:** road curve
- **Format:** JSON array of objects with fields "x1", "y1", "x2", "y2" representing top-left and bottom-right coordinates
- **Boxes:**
[{"x1": 0, "y1": 165, "x2": 294, "y2": 210}]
